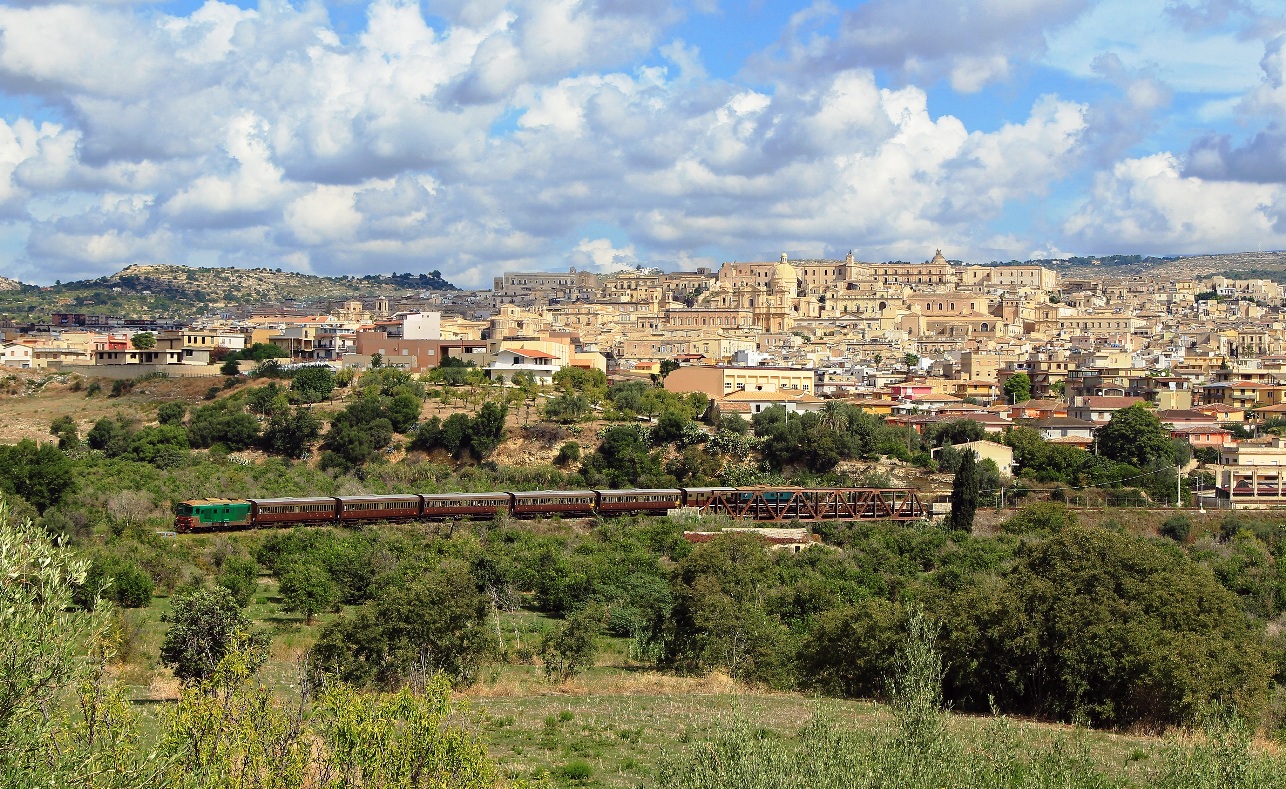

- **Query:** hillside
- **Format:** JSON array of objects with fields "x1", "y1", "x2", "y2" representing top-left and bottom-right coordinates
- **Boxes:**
[
  {"x1": 0, "y1": 263, "x2": 459, "y2": 322},
  {"x1": 0, "y1": 274, "x2": 21, "y2": 292},
  {"x1": 1048, "y1": 250, "x2": 1286, "y2": 280}
]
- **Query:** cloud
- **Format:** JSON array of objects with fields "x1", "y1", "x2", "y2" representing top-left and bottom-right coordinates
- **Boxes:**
[
  {"x1": 0, "y1": 0, "x2": 1279, "y2": 287},
  {"x1": 569, "y1": 237, "x2": 638, "y2": 272},
  {"x1": 759, "y1": 0, "x2": 1092, "y2": 92},
  {"x1": 1064, "y1": 153, "x2": 1286, "y2": 252}
]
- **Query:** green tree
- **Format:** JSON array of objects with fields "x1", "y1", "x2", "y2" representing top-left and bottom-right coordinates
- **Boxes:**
[
  {"x1": 540, "y1": 608, "x2": 600, "y2": 682},
  {"x1": 156, "y1": 402, "x2": 186, "y2": 426},
  {"x1": 220, "y1": 358, "x2": 241, "y2": 377},
  {"x1": 0, "y1": 504, "x2": 159, "y2": 788},
  {"x1": 943, "y1": 526, "x2": 1272, "y2": 727},
  {"x1": 243, "y1": 342, "x2": 287, "y2": 362},
  {"x1": 160, "y1": 586, "x2": 268, "y2": 684},
  {"x1": 111, "y1": 562, "x2": 155, "y2": 608},
  {"x1": 246, "y1": 381, "x2": 290, "y2": 416},
  {"x1": 290, "y1": 365, "x2": 336, "y2": 404},
  {"x1": 1095, "y1": 403, "x2": 1176, "y2": 468},
  {"x1": 130, "y1": 332, "x2": 155, "y2": 350},
  {"x1": 87, "y1": 416, "x2": 132, "y2": 456},
  {"x1": 0, "y1": 439, "x2": 76, "y2": 513},
  {"x1": 309, "y1": 563, "x2": 496, "y2": 688},
  {"x1": 217, "y1": 556, "x2": 260, "y2": 607},
  {"x1": 261, "y1": 407, "x2": 323, "y2": 458},
  {"x1": 1002, "y1": 371, "x2": 1032, "y2": 404},
  {"x1": 466, "y1": 401, "x2": 507, "y2": 458},
  {"x1": 278, "y1": 562, "x2": 338, "y2": 625},
  {"x1": 49, "y1": 415, "x2": 79, "y2": 449},
  {"x1": 581, "y1": 425, "x2": 665, "y2": 486},
  {"x1": 658, "y1": 359, "x2": 681, "y2": 379},
  {"x1": 947, "y1": 450, "x2": 979, "y2": 533}
]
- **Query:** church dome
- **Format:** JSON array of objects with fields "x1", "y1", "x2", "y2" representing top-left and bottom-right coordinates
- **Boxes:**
[{"x1": 771, "y1": 252, "x2": 796, "y2": 288}]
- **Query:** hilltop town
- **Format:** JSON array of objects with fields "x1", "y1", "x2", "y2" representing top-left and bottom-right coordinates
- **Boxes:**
[{"x1": 6, "y1": 249, "x2": 1286, "y2": 507}]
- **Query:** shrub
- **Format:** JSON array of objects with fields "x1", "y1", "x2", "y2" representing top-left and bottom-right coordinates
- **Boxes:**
[
  {"x1": 1160, "y1": 514, "x2": 1193, "y2": 543},
  {"x1": 1000, "y1": 502, "x2": 1078, "y2": 535},
  {"x1": 555, "y1": 759, "x2": 593, "y2": 781},
  {"x1": 540, "y1": 608, "x2": 599, "y2": 682},
  {"x1": 554, "y1": 441, "x2": 581, "y2": 466}
]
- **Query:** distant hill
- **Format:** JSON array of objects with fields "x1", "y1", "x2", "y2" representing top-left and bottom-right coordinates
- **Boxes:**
[
  {"x1": 0, "y1": 264, "x2": 459, "y2": 322},
  {"x1": 0, "y1": 275, "x2": 22, "y2": 292},
  {"x1": 1048, "y1": 251, "x2": 1286, "y2": 281}
]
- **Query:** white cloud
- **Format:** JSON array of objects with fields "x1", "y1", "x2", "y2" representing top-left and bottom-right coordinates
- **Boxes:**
[
  {"x1": 1064, "y1": 153, "x2": 1286, "y2": 252},
  {"x1": 0, "y1": 0, "x2": 1278, "y2": 287}
]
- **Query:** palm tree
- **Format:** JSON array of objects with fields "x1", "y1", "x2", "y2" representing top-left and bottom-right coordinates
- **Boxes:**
[{"x1": 820, "y1": 400, "x2": 849, "y2": 433}]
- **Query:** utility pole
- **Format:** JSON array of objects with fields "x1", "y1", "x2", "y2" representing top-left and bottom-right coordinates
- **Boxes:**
[{"x1": 1177, "y1": 464, "x2": 1182, "y2": 508}]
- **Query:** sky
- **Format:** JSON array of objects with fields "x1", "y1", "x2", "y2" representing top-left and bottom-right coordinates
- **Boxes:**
[{"x1": 0, "y1": 1, "x2": 1284, "y2": 287}]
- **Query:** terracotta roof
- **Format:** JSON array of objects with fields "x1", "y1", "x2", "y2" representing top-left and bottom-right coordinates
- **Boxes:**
[{"x1": 507, "y1": 347, "x2": 557, "y2": 359}]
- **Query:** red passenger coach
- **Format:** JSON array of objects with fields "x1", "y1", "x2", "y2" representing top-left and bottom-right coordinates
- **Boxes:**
[
  {"x1": 511, "y1": 490, "x2": 597, "y2": 517},
  {"x1": 421, "y1": 493, "x2": 514, "y2": 518},
  {"x1": 339, "y1": 495, "x2": 422, "y2": 522},
  {"x1": 596, "y1": 489, "x2": 682, "y2": 514},
  {"x1": 250, "y1": 497, "x2": 341, "y2": 526}
]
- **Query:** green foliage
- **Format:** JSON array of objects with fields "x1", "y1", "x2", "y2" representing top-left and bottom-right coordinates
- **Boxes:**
[
  {"x1": 261, "y1": 407, "x2": 323, "y2": 458},
  {"x1": 125, "y1": 425, "x2": 191, "y2": 468},
  {"x1": 164, "y1": 645, "x2": 498, "y2": 789},
  {"x1": 160, "y1": 586, "x2": 268, "y2": 684},
  {"x1": 130, "y1": 332, "x2": 155, "y2": 350},
  {"x1": 553, "y1": 366, "x2": 607, "y2": 403},
  {"x1": 1160, "y1": 515, "x2": 1193, "y2": 543},
  {"x1": 0, "y1": 439, "x2": 75, "y2": 512},
  {"x1": 581, "y1": 424, "x2": 666, "y2": 487},
  {"x1": 554, "y1": 441, "x2": 581, "y2": 466},
  {"x1": 187, "y1": 402, "x2": 260, "y2": 451},
  {"x1": 943, "y1": 526, "x2": 1272, "y2": 728},
  {"x1": 669, "y1": 532, "x2": 796, "y2": 686},
  {"x1": 245, "y1": 382, "x2": 290, "y2": 417},
  {"x1": 923, "y1": 418, "x2": 985, "y2": 448},
  {"x1": 1001, "y1": 502, "x2": 1079, "y2": 535},
  {"x1": 217, "y1": 556, "x2": 259, "y2": 608},
  {"x1": 50, "y1": 414, "x2": 79, "y2": 449},
  {"x1": 543, "y1": 391, "x2": 591, "y2": 423},
  {"x1": 718, "y1": 412, "x2": 749, "y2": 435},
  {"x1": 289, "y1": 365, "x2": 336, "y2": 403},
  {"x1": 947, "y1": 449, "x2": 979, "y2": 533},
  {"x1": 1003, "y1": 371, "x2": 1032, "y2": 403},
  {"x1": 156, "y1": 402, "x2": 186, "y2": 426},
  {"x1": 107, "y1": 561, "x2": 155, "y2": 608},
  {"x1": 0, "y1": 503, "x2": 159, "y2": 789},
  {"x1": 322, "y1": 397, "x2": 397, "y2": 470},
  {"x1": 239, "y1": 342, "x2": 288, "y2": 362},
  {"x1": 219, "y1": 358, "x2": 241, "y2": 377},
  {"x1": 1096, "y1": 404, "x2": 1176, "y2": 468},
  {"x1": 412, "y1": 401, "x2": 507, "y2": 460},
  {"x1": 309, "y1": 562, "x2": 496, "y2": 688},
  {"x1": 277, "y1": 562, "x2": 338, "y2": 624},
  {"x1": 539, "y1": 607, "x2": 600, "y2": 682}
]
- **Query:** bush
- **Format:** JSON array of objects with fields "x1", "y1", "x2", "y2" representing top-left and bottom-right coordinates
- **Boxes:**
[
  {"x1": 555, "y1": 759, "x2": 593, "y2": 781},
  {"x1": 1000, "y1": 502, "x2": 1078, "y2": 535},
  {"x1": 112, "y1": 563, "x2": 155, "y2": 608},
  {"x1": 540, "y1": 608, "x2": 600, "y2": 682},
  {"x1": 554, "y1": 441, "x2": 581, "y2": 466},
  {"x1": 1160, "y1": 514, "x2": 1193, "y2": 543}
]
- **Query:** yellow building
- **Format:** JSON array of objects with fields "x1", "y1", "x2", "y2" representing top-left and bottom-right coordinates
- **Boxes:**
[{"x1": 664, "y1": 364, "x2": 816, "y2": 399}]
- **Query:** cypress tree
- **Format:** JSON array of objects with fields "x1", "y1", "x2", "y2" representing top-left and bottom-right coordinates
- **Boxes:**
[{"x1": 948, "y1": 449, "x2": 979, "y2": 533}]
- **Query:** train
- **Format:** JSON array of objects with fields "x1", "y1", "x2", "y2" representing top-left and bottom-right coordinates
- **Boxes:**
[{"x1": 173, "y1": 487, "x2": 929, "y2": 532}]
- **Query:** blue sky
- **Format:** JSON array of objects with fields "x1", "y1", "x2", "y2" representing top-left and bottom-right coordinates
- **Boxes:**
[{"x1": 0, "y1": 0, "x2": 1283, "y2": 287}]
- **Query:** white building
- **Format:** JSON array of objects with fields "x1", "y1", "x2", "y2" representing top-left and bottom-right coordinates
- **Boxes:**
[{"x1": 1, "y1": 342, "x2": 34, "y2": 368}]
